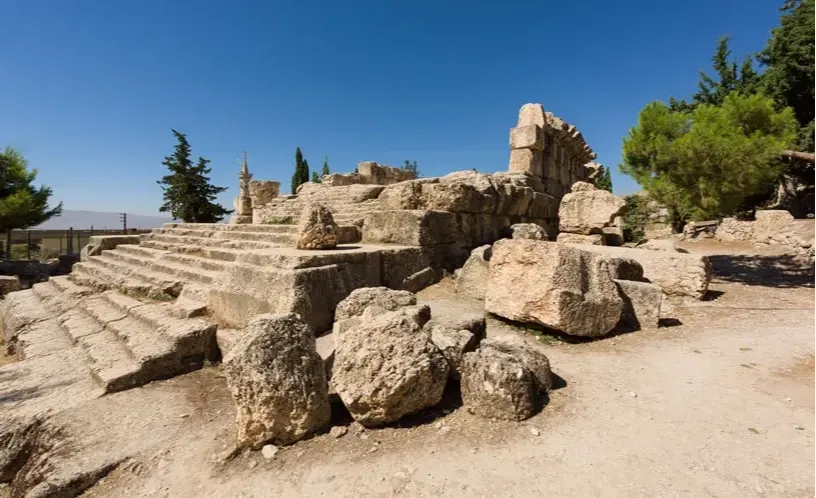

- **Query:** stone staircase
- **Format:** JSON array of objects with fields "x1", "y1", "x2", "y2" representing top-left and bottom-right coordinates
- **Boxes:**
[
  {"x1": 255, "y1": 184, "x2": 384, "y2": 226},
  {"x1": 2, "y1": 223, "x2": 307, "y2": 396},
  {"x1": 3, "y1": 276, "x2": 217, "y2": 394}
]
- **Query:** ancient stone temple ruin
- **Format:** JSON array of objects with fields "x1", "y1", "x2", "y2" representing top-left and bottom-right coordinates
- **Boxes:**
[{"x1": 0, "y1": 103, "x2": 713, "y2": 494}]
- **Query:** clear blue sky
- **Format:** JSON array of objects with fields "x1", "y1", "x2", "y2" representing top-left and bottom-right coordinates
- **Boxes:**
[{"x1": 1, "y1": 0, "x2": 783, "y2": 216}]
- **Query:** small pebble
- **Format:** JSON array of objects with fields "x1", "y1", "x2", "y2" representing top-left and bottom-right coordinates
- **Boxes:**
[
  {"x1": 261, "y1": 444, "x2": 278, "y2": 460},
  {"x1": 179, "y1": 414, "x2": 190, "y2": 419},
  {"x1": 530, "y1": 427, "x2": 541, "y2": 437},
  {"x1": 785, "y1": 397, "x2": 792, "y2": 402},
  {"x1": 330, "y1": 426, "x2": 348, "y2": 439},
  {"x1": 629, "y1": 392, "x2": 638, "y2": 398},
  {"x1": 438, "y1": 426, "x2": 451, "y2": 435},
  {"x1": 434, "y1": 421, "x2": 444, "y2": 430},
  {"x1": 248, "y1": 460, "x2": 258, "y2": 469},
  {"x1": 359, "y1": 433, "x2": 370, "y2": 440},
  {"x1": 368, "y1": 446, "x2": 378, "y2": 453},
  {"x1": 794, "y1": 425, "x2": 805, "y2": 430}
]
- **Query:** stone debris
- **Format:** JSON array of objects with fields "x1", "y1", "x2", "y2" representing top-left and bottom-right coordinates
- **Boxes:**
[
  {"x1": 460, "y1": 344, "x2": 537, "y2": 421},
  {"x1": 479, "y1": 337, "x2": 553, "y2": 392},
  {"x1": 0, "y1": 275, "x2": 21, "y2": 297},
  {"x1": 332, "y1": 306, "x2": 449, "y2": 427},
  {"x1": 223, "y1": 313, "x2": 331, "y2": 448},
  {"x1": 636, "y1": 238, "x2": 685, "y2": 252},
  {"x1": 615, "y1": 279, "x2": 663, "y2": 330},
  {"x1": 510, "y1": 223, "x2": 547, "y2": 240},
  {"x1": 334, "y1": 287, "x2": 417, "y2": 321},
  {"x1": 485, "y1": 239, "x2": 624, "y2": 337},
  {"x1": 261, "y1": 444, "x2": 279, "y2": 459},
  {"x1": 297, "y1": 203, "x2": 339, "y2": 250},
  {"x1": 429, "y1": 324, "x2": 481, "y2": 379},
  {"x1": 558, "y1": 182, "x2": 627, "y2": 236},
  {"x1": 454, "y1": 245, "x2": 492, "y2": 300},
  {"x1": 80, "y1": 235, "x2": 141, "y2": 260},
  {"x1": 329, "y1": 426, "x2": 348, "y2": 438}
]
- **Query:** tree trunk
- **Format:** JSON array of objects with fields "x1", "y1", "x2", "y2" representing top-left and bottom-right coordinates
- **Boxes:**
[{"x1": 780, "y1": 150, "x2": 815, "y2": 162}]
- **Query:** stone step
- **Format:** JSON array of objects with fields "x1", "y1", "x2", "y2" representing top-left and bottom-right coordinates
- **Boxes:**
[
  {"x1": 143, "y1": 233, "x2": 289, "y2": 251},
  {"x1": 101, "y1": 250, "x2": 218, "y2": 285},
  {"x1": 15, "y1": 318, "x2": 74, "y2": 360},
  {"x1": 166, "y1": 223, "x2": 298, "y2": 234},
  {"x1": 161, "y1": 252, "x2": 230, "y2": 273},
  {"x1": 114, "y1": 244, "x2": 169, "y2": 260},
  {"x1": 156, "y1": 227, "x2": 296, "y2": 244},
  {"x1": 161, "y1": 244, "x2": 242, "y2": 263},
  {"x1": 71, "y1": 258, "x2": 184, "y2": 299},
  {"x1": 76, "y1": 330, "x2": 144, "y2": 393}
]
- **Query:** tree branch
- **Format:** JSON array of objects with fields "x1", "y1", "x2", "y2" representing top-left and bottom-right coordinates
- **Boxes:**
[{"x1": 780, "y1": 150, "x2": 815, "y2": 162}]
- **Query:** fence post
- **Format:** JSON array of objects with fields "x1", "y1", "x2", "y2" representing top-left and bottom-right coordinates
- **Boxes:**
[
  {"x1": 27, "y1": 230, "x2": 31, "y2": 259},
  {"x1": 67, "y1": 227, "x2": 74, "y2": 255}
]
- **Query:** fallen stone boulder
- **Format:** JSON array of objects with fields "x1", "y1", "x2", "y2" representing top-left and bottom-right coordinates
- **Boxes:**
[
  {"x1": 333, "y1": 306, "x2": 449, "y2": 427},
  {"x1": 460, "y1": 345, "x2": 536, "y2": 421},
  {"x1": 454, "y1": 245, "x2": 492, "y2": 300},
  {"x1": 510, "y1": 223, "x2": 547, "y2": 240},
  {"x1": 479, "y1": 337, "x2": 553, "y2": 391},
  {"x1": 429, "y1": 324, "x2": 481, "y2": 379},
  {"x1": 753, "y1": 210, "x2": 795, "y2": 243},
  {"x1": 558, "y1": 183, "x2": 626, "y2": 235},
  {"x1": 297, "y1": 203, "x2": 338, "y2": 250},
  {"x1": 334, "y1": 287, "x2": 416, "y2": 321},
  {"x1": 556, "y1": 233, "x2": 604, "y2": 245},
  {"x1": 223, "y1": 313, "x2": 330, "y2": 448},
  {"x1": 614, "y1": 279, "x2": 663, "y2": 330},
  {"x1": 565, "y1": 244, "x2": 711, "y2": 299},
  {"x1": 485, "y1": 239, "x2": 623, "y2": 337}
]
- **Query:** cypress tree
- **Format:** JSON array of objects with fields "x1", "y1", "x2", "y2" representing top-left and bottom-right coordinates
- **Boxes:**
[
  {"x1": 291, "y1": 147, "x2": 304, "y2": 193},
  {"x1": 321, "y1": 156, "x2": 330, "y2": 177},
  {"x1": 311, "y1": 171, "x2": 321, "y2": 183}
]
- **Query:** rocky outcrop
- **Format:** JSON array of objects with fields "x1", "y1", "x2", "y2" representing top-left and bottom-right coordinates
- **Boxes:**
[
  {"x1": 332, "y1": 306, "x2": 449, "y2": 427},
  {"x1": 569, "y1": 244, "x2": 711, "y2": 299},
  {"x1": 485, "y1": 239, "x2": 624, "y2": 337},
  {"x1": 223, "y1": 314, "x2": 330, "y2": 448},
  {"x1": 558, "y1": 182, "x2": 626, "y2": 235},
  {"x1": 297, "y1": 203, "x2": 339, "y2": 250},
  {"x1": 454, "y1": 245, "x2": 492, "y2": 300}
]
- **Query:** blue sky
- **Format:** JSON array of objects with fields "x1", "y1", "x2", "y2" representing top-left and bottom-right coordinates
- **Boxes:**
[{"x1": 1, "y1": 0, "x2": 783, "y2": 216}]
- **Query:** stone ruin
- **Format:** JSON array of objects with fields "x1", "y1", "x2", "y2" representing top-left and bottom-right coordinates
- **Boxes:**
[{"x1": 0, "y1": 103, "x2": 714, "y2": 495}]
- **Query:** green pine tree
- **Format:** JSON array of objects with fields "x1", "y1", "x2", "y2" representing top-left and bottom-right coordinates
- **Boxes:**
[
  {"x1": 311, "y1": 171, "x2": 321, "y2": 183},
  {"x1": 595, "y1": 166, "x2": 613, "y2": 192},
  {"x1": 0, "y1": 147, "x2": 62, "y2": 256},
  {"x1": 302, "y1": 159, "x2": 310, "y2": 186},
  {"x1": 157, "y1": 130, "x2": 231, "y2": 223},
  {"x1": 321, "y1": 156, "x2": 330, "y2": 177},
  {"x1": 291, "y1": 147, "x2": 304, "y2": 193},
  {"x1": 402, "y1": 160, "x2": 420, "y2": 178}
]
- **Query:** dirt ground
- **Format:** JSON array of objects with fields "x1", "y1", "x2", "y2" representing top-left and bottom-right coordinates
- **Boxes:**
[{"x1": 4, "y1": 240, "x2": 814, "y2": 498}]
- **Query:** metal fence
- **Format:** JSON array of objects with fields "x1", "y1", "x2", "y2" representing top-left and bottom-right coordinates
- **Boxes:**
[{"x1": 0, "y1": 228, "x2": 153, "y2": 260}]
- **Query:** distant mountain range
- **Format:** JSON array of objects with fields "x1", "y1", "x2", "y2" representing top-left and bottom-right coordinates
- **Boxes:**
[{"x1": 34, "y1": 210, "x2": 176, "y2": 230}]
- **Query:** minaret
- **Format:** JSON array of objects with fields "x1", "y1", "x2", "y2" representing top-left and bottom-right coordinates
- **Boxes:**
[{"x1": 230, "y1": 151, "x2": 254, "y2": 224}]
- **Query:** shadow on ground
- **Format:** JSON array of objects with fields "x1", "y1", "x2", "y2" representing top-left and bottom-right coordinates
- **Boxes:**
[{"x1": 709, "y1": 253, "x2": 814, "y2": 288}]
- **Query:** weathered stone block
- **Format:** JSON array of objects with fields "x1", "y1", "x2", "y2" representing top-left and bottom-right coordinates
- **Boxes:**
[
  {"x1": 614, "y1": 279, "x2": 663, "y2": 330},
  {"x1": 556, "y1": 233, "x2": 604, "y2": 245},
  {"x1": 569, "y1": 244, "x2": 711, "y2": 299},
  {"x1": 510, "y1": 125, "x2": 544, "y2": 150},
  {"x1": 510, "y1": 223, "x2": 547, "y2": 240},
  {"x1": 362, "y1": 210, "x2": 459, "y2": 246},
  {"x1": 0, "y1": 275, "x2": 21, "y2": 296},
  {"x1": 508, "y1": 148, "x2": 544, "y2": 177},
  {"x1": 517, "y1": 103, "x2": 546, "y2": 127},
  {"x1": 224, "y1": 313, "x2": 330, "y2": 448},
  {"x1": 559, "y1": 189, "x2": 627, "y2": 235},
  {"x1": 80, "y1": 235, "x2": 141, "y2": 260},
  {"x1": 485, "y1": 239, "x2": 624, "y2": 337},
  {"x1": 461, "y1": 345, "x2": 536, "y2": 421},
  {"x1": 454, "y1": 245, "x2": 491, "y2": 300},
  {"x1": 334, "y1": 287, "x2": 416, "y2": 321},
  {"x1": 297, "y1": 203, "x2": 338, "y2": 250}
]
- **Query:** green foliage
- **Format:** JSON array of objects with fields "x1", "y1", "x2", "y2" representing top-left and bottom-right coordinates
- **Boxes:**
[
  {"x1": 621, "y1": 93, "x2": 797, "y2": 220},
  {"x1": 0, "y1": 147, "x2": 62, "y2": 233},
  {"x1": 321, "y1": 156, "x2": 330, "y2": 177},
  {"x1": 311, "y1": 171, "x2": 321, "y2": 183},
  {"x1": 290, "y1": 148, "x2": 312, "y2": 193},
  {"x1": 157, "y1": 130, "x2": 231, "y2": 223},
  {"x1": 621, "y1": 195, "x2": 648, "y2": 243},
  {"x1": 595, "y1": 166, "x2": 613, "y2": 192},
  {"x1": 402, "y1": 160, "x2": 420, "y2": 178}
]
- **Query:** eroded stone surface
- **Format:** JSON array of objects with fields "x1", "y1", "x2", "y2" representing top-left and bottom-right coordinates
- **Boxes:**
[
  {"x1": 224, "y1": 313, "x2": 330, "y2": 448},
  {"x1": 460, "y1": 345, "x2": 536, "y2": 421},
  {"x1": 297, "y1": 203, "x2": 339, "y2": 250},
  {"x1": 334, "y1": 287, "x2": 416, "y2": 321},
  {"x1": 485, "y1": 239, "x2": 623, "y2": 337},
  {"x1": 615, "y1": 279, "x2": 663, "y2": 330},
  {"x1": 454, "y1": 245, "x2": 492, "y2": 300},
  {"x1": 559, "y1": 188, "x2": 626, "y2": 235},
  {"x1": 333, "y1": 306, "x2": 448, "y2": 427},
  {"x1": 510, "y1": 223, "x2": 547, "y2": 240}
]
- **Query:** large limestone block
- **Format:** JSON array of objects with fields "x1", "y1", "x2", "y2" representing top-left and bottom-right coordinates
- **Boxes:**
[
  {"x1": 334, "y1": 287, "x2": 417, "y2": 321},
  {"x1": 421, "y1": 172, "x2": 499, "y2": 214},
  {"x1": 754, "y1": 209, "x2": 795, "y2": 243},
  {"x1": 509, "y1": 125, "x2": 544, "y2": 150},
  {"x1": 491, "y1": 174, "x2": 535, "y2": 217},
  {"x1": 559, "y1": 187, "x2": 627, "y2": 235},
  {"x1": 526, "y1": 192, "x2": 559, "y2": 220},
  {"x1": 209, "y1": 263, "x2": 348, "y2": 332},
  {"x1": 556, "y1": 233, "x2": 604, "y2": 245},
  {"x1": 517, "y1": 103, "x2": 546, "y2": 127},
  {"x1": 377, "y1": 180, "x2": 431, "y2": 210},
  {"x1": 568, "y1": 244, "x2": 711, "y2": 299},
  {"x1": 614, "y1": 279, "x2": 663, "y2": 330},
  {"x1": 333, "y1": 306, "x2": 449, "y2": 426},
  {"x1": 80, "y1": 235, "x2": 141, "y2": 260},
  {"x1": 480, "y1": 337, "x2": 553, "y2": 391},
  {"x1": 485, "y1": 240, "x2": 623, "y2": 337},
  {"x1": 249, "y1": 180, "x2": 280, "y2": 207},
  {"x1": 460, "y1": 345, "x2": 536, "y2": 421},
  {"x1": 508, "y1": 149, "x2": 543, "y2": 177},
  {"x1": 224, "y1": 314, "x2": 330, "y2": 448},
  {"x1": 454, "y1": 245, "x2": 492, "y2": 300},
  {"x1": 297, "y1": 203, "x2": 339, "y2": 250},
  {"x1": 362, "y1": 210, "x2": 459, "y2": 246}
]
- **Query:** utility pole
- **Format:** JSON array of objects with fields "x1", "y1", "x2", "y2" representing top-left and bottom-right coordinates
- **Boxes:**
[{"x1": 119, "y1": 213, "x2": 127, "y2": 233}]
